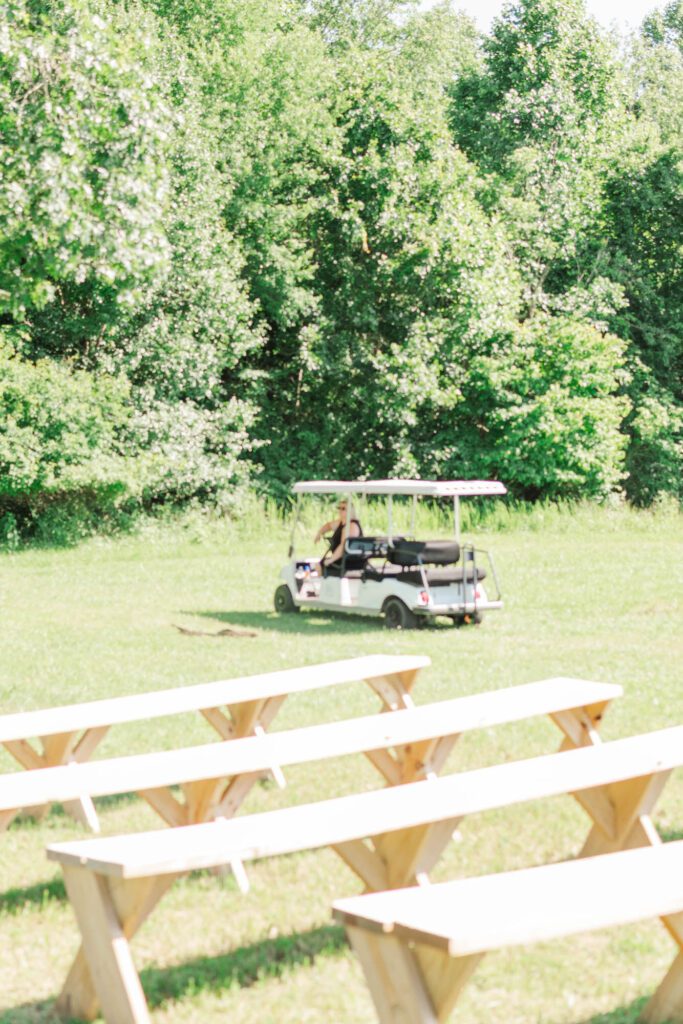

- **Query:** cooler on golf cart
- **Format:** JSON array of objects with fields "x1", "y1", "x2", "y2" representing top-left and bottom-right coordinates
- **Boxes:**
[{"x1": 273, "y1": 479, "x2": 506, "y2": 629}]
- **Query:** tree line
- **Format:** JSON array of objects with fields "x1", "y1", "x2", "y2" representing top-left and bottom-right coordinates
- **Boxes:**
[{"x1": 1, "y1": 0, "x2": 681, "y2": 540}]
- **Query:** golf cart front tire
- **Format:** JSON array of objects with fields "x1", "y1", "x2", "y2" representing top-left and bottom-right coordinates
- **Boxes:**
[
  {"x1": 383, "y1": 596, "x2": 418, "y2": 630},
  {"x1": 274, "y1": 584, "x2": 299, "y2": 614}
]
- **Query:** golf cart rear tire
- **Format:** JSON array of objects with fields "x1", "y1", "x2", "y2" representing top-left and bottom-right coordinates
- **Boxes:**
[
  {"x1": 274, "y1": 585, "x2": 299, "y2": 614},
  {"x1": 383, "y1": 597, "x2": 418, "y2": 630}
]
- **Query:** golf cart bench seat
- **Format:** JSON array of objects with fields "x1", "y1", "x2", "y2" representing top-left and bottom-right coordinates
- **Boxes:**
[
  {"x1": 398, "y1": 565, "x2": 486, "y2": 586},
  {"x1": 359, "y1": 564, "x2": 486, "y2": 585},
  {"x1": 346, "y1": 537, "x2": 463, "y2": 568},
  {"x1": 388, "y1": 539, "x2": 460, "y2": 567},
  {"x1": 345, "y1": 536, "x2": 405, "y2": 560}
]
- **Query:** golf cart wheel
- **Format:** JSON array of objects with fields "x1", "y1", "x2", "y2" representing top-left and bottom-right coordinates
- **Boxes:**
[
  {"x1": 274, "y1": 585, "x2": 299, "y2": 614},
  {"x1": 383, "y1": 597, "x2": 418, "y2": 630}
]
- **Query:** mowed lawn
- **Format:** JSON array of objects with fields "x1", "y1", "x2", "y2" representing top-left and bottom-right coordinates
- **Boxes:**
[{"x1": 0, "y1": 504, "x2": 681, "y2": 1024}]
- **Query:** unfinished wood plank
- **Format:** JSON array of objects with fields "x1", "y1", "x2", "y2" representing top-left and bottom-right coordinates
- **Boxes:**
[
  {"x1": 332, "y1": 839, "x2": 390, "y2": 892},
  {"x1": 663, "y1": 911, "x2": 683, "y2": 949},
  {"x1": 48, "y1": 725, "x2": 683, "y2": 881},
  {"x1": 631, "y1": 950, "x2": 683, "y2": 1024},
  {"x1": 212, "y1": 770, "x2": 263, "y2": 819},
  {"x1": 200, "y1": 706, "x2": 235, "y2": 739},
  {"x1": 366, "y1": 671, "x2": 417, "y2": 711},
  {"x1": 0, "y1": 679, "x2": 622, "y2": 825},
  {"x1": 72, "y1": 726, "x2": 110, "y2": 763},
  {"x1": 180, "y1": 778, "x2": 227, "y2": 824},
  {"x1": 416, "y1": 945, "x2": 484, "y2": 1024},
  {"x1": 374, "y1": 818, "x2": 462, "y2": 889},
  {"x1": 0, "y1": 655, "x2": 431, "y2": 742},
  {"x1": 334, "y1": 842, "x2": 683, "y2": 957},
  {"x1": 58, "y1": 874, "x2": 177, "y2": 1022},
  {"x1": 552, "y1": 704, "x2": 605, "y2": 749},
  {"x1": 42, "y1": 731, "x2": 80, "y2": 764},
  {"x1": 578, "y1": 772, "x2": 671, "y2": 856},
  {"x1": 0, "y1": 808, "x2": 15, "y2": 832},
  {"x1": 60, "y1": 866, "x2": 151, "y2": 1024},
  {"x1": 2, "y1": 738, "x2": 45, "y2": 771},
  {"x1": 364, "y1": 747, "x2": 402, "y2": 786},
  {"x1": 137, "y1": 786, "x2": 188, "y2": 828},
  {"x1": 346, "y1": 925, "x2": 440, "y2": 1024}
]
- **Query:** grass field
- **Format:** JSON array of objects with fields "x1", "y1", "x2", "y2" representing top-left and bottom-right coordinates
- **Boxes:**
[{"x1": 0, "y1": 502, "x2": 682, "y2": 1023}]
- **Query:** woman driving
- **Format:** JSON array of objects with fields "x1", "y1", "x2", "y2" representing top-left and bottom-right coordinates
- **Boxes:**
[{"x1": 315, "y1": 499, "x2": 362, "y2": 575}]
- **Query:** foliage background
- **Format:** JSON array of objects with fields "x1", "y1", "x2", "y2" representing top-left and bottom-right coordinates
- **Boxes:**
[{"x1": 1, "y1": 0, "x2": 681, "y2": 538}]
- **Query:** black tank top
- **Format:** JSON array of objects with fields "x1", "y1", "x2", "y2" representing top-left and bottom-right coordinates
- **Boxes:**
[{"x1": 330, "y1": 518, "x2": 363, "y2": 565}]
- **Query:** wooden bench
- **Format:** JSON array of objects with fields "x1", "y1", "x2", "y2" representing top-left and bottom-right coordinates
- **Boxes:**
[
  {"x1": 0, "y1": 654, "x2": 428, "y2": 831},
  {"x1": 45, "y1": 679, "x2": 636, "y2": 1023},
  {"x1": 0, "y1": 677, "x2": 619, "y2": 839},
  {"x1": 334, "y1": 841, "x2": 683, "y2": 1023}
]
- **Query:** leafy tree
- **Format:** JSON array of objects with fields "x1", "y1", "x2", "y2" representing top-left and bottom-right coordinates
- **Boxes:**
[
  {"x1": 258, "y1": 11, "x2": 522, "y2": 482},
  {"x1": 450, "y1": 0, "x2": 626, "y2": 319},
  {"x1": 0, "y1": 0, "x2": 170, "y2": 340}
]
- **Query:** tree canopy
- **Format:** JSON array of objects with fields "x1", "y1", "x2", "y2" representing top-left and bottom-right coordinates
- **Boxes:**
[{"x1": 0, "y1": 0, "x2": 681, "y2": 538}]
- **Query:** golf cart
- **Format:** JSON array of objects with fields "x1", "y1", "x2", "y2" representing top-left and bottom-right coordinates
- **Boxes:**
[{"x1": 274, "y1": 479, "x2": 506, "y2": 628}]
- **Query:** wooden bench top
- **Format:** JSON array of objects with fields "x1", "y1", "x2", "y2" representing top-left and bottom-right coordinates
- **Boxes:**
[
  {"x1": 1, "y1": 677, "x2": 620, "y2": 814},
  {"x1": 0, "y1": 655, "x2": 429, "y2": 742},
  {"x1": 0, "y1": 679, "x2": 618, "y2": 815},
  {"x1": 333, "y1": 840, "x2": 683, "y2": 954},
  {"x1": 47, "y1": 722, "x2": 681, "y2": 878}
]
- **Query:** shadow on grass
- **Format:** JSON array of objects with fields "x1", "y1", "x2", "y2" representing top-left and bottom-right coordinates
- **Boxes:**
[
  {"x1": 185, "y1": 608, "x2": 453, "y2": 636},
  {"x1": 139, "y1": 922, "x2": 348, "y2": 1009},
  {"x1": 660, "y1": 826, "x2": 683, "y2": 843},
  {"x1": 8, "y1": 791, "x2": 140, "y2": 834},
  {"x1": 0, "y1": 875, "x2": 67, "y2": 915},
  {"x1": 581, "y1": 995, "x2": 650, "y2": 1022},
  {"x1": 0, "y1": 923, "x2": 348, "y2": 1021}
]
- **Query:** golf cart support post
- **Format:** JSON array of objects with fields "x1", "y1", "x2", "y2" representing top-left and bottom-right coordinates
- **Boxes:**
[{"x1": 275, "y1": 480, "x2": 507, "y2": 628}]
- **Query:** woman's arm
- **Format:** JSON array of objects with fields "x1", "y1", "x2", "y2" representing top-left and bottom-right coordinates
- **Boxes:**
[{"x1": 314, "y1": 518, "x2": 338, "y2": 544}]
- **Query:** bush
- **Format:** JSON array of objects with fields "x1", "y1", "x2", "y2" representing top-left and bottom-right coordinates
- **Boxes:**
[
  {"x1": 456, "y1": 316, "x2": 631, "y2": 500},
  {"x1": 624, "y1": 361, "x2": 683, "y2": 506},
  {"x1": 0, "y1": 337, "x2": 134, "y2": 535}
]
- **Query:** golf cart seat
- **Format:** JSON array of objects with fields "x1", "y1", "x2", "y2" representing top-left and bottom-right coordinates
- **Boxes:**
[
  {"x1": 388, "y1": 539, "x2": 460, "y2": 567},
  {"x1": 386, "y1": 539, "x2": 486, "y2": 586},
  {"x1": 399, "y1": 565, "x2": 487, "y2": 586},
  {"x1": 345, "y1": 536, "x2": 405, "y2": 561}
]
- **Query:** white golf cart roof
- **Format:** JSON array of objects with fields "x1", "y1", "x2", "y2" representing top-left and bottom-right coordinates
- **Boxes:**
[{"x1": 293, "y1": 479, "x2": 507, "y2": 497}]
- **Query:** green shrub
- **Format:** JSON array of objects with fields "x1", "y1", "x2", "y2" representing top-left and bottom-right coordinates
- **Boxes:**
[
  {"x1": 0, "y1": 337, "x2": 133, "y2": 533},
  {"x1": 457, "y1": 316, "x2": 631, "y2": 500}
]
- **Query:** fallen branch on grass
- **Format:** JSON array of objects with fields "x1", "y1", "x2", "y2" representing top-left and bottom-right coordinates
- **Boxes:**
[{"x1": 173, "y1": 624, "x2": 258, "y2": 638}]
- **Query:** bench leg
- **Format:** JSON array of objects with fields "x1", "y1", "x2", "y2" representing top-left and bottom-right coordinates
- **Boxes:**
[
  {"x1": 57, "y1": 870, "x2": 177, "y2": 1022},
  {"x1": 334, "y1": 819, "x2": 461, "y2": 894},
  {"x1": 366, "y1": 669, "x2": 418, "y2": 711},
  {"x1": 641, "y1": 950, "x2": 683, "y2": 1023},
  {"x1": 202, "y1": 695, "x2": 288, "y2": 788},
  {"x1": 346, "y1": 925, "x2": 482, "y2": 1024},
  {"x1": 372, "y1": 818, "x2": 463, "y2": 889},
  {"x1": 139, "y1": 769, "x2": 263, "y2": 829},
  {"x1": 551, "y1": 700, "x2": 610, "y2": 751},
  {"x1": 575, "y1": 771, "x2": 670, "y2": 859},
  {"x1": 365, "y1": 734, "x2": 461, "y2": 788}
]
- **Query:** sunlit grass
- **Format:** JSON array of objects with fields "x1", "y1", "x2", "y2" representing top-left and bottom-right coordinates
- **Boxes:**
[{"x1": 0, "y1": 503, "x2": 682, "y2": 1022}]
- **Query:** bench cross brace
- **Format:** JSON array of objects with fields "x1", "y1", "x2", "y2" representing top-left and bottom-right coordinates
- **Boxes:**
[{"x1": 1, "y1": 727, "x2": 108, "y2": 831}]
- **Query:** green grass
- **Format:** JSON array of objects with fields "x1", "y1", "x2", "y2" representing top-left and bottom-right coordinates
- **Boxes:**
[{"x1": 0, "y1": 503, "x2": 682, "y2": 1023}]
